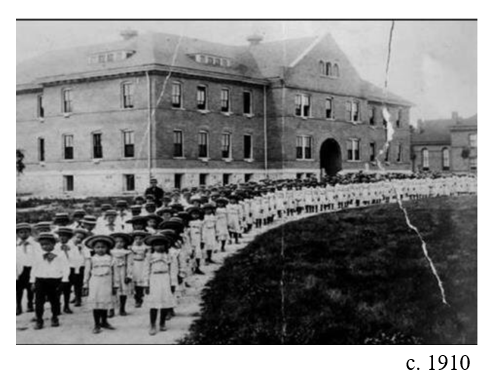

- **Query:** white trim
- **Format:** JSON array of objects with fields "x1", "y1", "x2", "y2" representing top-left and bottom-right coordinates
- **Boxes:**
[{"x1": 289, "y1": 34, "x2": 326, "y2": 68}]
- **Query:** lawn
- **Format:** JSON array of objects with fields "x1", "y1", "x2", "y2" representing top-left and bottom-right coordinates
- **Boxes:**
[{"x1": 182, "y1": 196, "x2": 477, "y2": 344}]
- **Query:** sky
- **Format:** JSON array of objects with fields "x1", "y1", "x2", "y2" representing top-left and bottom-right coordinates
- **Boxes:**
[{"x1": 16, "y1": 20, "x2": 477, "y2": 124}]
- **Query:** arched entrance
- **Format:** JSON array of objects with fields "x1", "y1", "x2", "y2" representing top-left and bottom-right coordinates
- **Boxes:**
[{"x1": 320, "y1": 138, "x2": 342, "y2": 177}]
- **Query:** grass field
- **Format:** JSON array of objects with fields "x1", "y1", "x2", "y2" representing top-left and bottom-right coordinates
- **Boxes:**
[{"x1": 182, "y1": 196, "x2": 477, "y2": 345}]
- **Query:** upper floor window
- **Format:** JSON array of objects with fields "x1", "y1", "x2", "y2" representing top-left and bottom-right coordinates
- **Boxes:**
[
  {"x1": 396, "y1": 108, "x2": 402, "y2": 128},
  {"x1": 325, "y1": 98, "x2": 333, "y2": 119},
  {"x1": 369, "y1": 107, "x2": 376, "y2": 125},
  {"x1": 346, "y1": 100, "x2": 359, "y2": 122},
  {"x1": 326, "y1": 62, "x2": 332, "y2": 77},
  {"x1": 442, "y1": 148, "x2": 450, "y2": 170},
  {"x1": 63, "y1": 135, "x2": 74, "y2": 160},
  {"x1": 333, "y1": 64, "x2": 340, "y2": 78},
  {"x1": 422, "y1": 148, "x2": 429, "y2": 170},
  {"x1": 194, "y1": 54, "x2": 231, "y2": 67},
  {"x1": 89, "y1": 50, "x2": 135, "y2": 64},
  {"x1": 197, "y1": 86, "x2": 207, "y2": 110},
  {"x1": 397, "y1": 144, "x2": 402, "y2": 162},
  {"x1": 172, "y1": 82, "x2": 182, "y2": 108},
  {"x1": 295, "y1": 94, "x2": 310, "y2": 117},
  {"x1": 347, "y1": 139, "x2": 360, "y2": 161},
  {"x1": 382, "y1": 108, "x2": 388, "y2": 128},
  {"x1": 62, "y1": 89, "x2": 73, "y2": 113},
  {"x1": 174, "y1": 130, "x2": 184, "y2": 158},
  {"x1": 369, "y1": 142, "x2": 376, "y2": 162},
  {"x1": 38, "y1": 138, "x2": 45, "y2": 162},
  {"x1": 123, "y1": 131, "x2": 135, "y2": 158},
  {"x1": 122, "y1": 82, "x2": 134, "y2": 109},
  {"x1": 37, "y1": 95, "x2": 44, "y2": 118},
  {"x1": 296, "y1": 136, "x2": 312, "y2": 160},
  {"x1": 93, "y1": 133, "x2": 103, "y2": 159},
  {"x1": 319, "y1": 61, "x2": 325, "y2": 75},
  {"x1": 221, "y1": 133, "x2": 232, "y2": 159},
  {"x1": 320, "y1": 60, "x2": 340, "y2": 78},
  {"x1": 243, "y1": 91, "x2": 252, "y2": 115},
  {"x1": 221, "y1": 88, "x2": 230, "y2": 113},
  {"x1": 469, "y1": 133, "x2": 477, "y2": 148},
  {"x1": 63, "y1": 175, "x2": 74, "y2": 192},
  {"x1": 198, "y1": 131, "x2": 209, "y2": 158}
]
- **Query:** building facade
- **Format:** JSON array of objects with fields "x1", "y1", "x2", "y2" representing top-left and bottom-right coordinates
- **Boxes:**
[
  {"x1": 411, "y1": 113, "x2": 477, "y2": 174},
  {"x1": 17, "y1": 31, "x2": 412, "y2": 196}
]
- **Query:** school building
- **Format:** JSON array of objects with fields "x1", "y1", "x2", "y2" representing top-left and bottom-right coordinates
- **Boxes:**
[
  {"x1": 411, "y1": 113, "x2": 477, "y2": 173},
  {"x1": 16, "y1": 30, "x2": 413, "y2": 196}
]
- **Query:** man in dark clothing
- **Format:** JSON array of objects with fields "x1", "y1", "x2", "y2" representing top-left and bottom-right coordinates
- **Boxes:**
[{"x1": 144, "y1": 178, "x2": 165, "y2": 208}]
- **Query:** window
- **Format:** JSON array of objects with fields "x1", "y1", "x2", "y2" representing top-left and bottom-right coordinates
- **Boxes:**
[
  {"x1": 221, "y1": 133, "x2": 232, "y2": 159},
  {"x1": 63, "y1": 175, "x2": 74, "y2": 192},
  {"x1": 295, "y1": 94, "x2": 310, "y2": 117},
  {"x1": 122, "y1": 82, "x2": 134, "y2": 109},
  {"x1": 173, "y1": 130, "x2": 184, "y2": 157},
  {"x1": 369, "y1": 142, "x2": 376, "y2": 162},
  {"x1": 385, "y1": 143, "x2": 390, "y2": 162},
  {"x1": 333, "y1": 64, "x2": 340, "y2": 78},
  {"x1": 347, "y1": 139, "x2": 360, "y2": 161},
  {"x1": 63, "y1": 135, "x2": 74, "y2": 160},
  {"x1": 442, "y1": 148, "x2": 450, "y2": 170},
  {"x1": 422, "y1": 148, "x2": 429, "y2": 170},
  {"x1": 345, "y1": 101, "x2": 352, "y2": 121},
  {"x1": 244, "y1": 173, "x2": 253, "y2": 183},
  {"x1": 296, "y1": 173, "x2": 304, "y2": 180},
  {"x1": 198, "y1": 131, "x2": 209, "y2": 158},
  {"x1": 243, "y1": 91, "x2": 252, "y2": 115},
  {"x1": 325, "y1": 98, "x2": 333, "y2": 119},
  {"x1": 174, "y1": 174, "x2": 183, "y2": 189},
  {"x1": 172, "y1": 82, "x2": 182, "y2": 108},
  {"x1": 197, "y1": 86, "x2": 207, "y2": 110},
  {"x1": 124, "y1": 174, "x2": 135, "y2": 192},
  {"x1": 469, "y1": 134, "x2": 477, "y2": 148},
  {"x1": 62, "y1": 89, "x2": 72, "y2": 113},
  {"x1": 221, "y1": 89, "x2": 230, "y2": 113},
  {"x1": 223, "y1": 174, "x2": 231, "y2": 186},
  {"x1": 319, "y1": 61, "x2": 325, "y2": 75},
  {"x1": 199, "y1": 173, "x2": 208, "y2": 186},
  {"x1": 397, "y1": 144, "x2": 402, "y2": 162},
  {"x1": 296, "y1": 136, "x2": 312, "y2": 160},
  {"x1": 351, "y1": 101, "x2": 359, "y2": 122},
  {"x1": 244, "y1": 134, "x2": 253, "y2": 160},
  {"x1": 123, "y1": 131, "x2": 135, "y2": 158},
  {"x1": 396, "y1": 109, "x2": 402, "y2": 128},
  {"x1": 38, "y1": 138, "x2": 45, "y2": 162},
  {"x1": 470, "y1": 157, "x2": 477, "y2": 171},
  {"x1": 37, "y1": 95, "x2": 44, "y2": 118},
  {"x1": 326, "y1": 62, "x2": 332, "y2": 77},
  {"x1": 369, "y1": 107, "x2": 376, "y2": 125},
  {"x1": 93, "y1": 133, "x2": 103, "y2": 159}
]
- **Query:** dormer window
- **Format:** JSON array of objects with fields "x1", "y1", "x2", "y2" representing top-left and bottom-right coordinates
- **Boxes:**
[
  {"x1": 320, "y1": 60, "x2": 340, "y2": 78},
  {"x1": 192, "y1": 54, "x2": 232, "y2": 67},
  {"x1": 89, "y1": 50, "x2": 135, "y2": 64}
]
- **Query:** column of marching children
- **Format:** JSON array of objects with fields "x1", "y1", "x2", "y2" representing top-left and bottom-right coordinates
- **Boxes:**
[{"x1": 16, "y1": 174, "x2": 477, "y2": 335}]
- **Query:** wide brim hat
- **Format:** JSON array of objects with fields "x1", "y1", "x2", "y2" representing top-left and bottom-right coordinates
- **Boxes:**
[
  {"x1": 215, "y1": 197, "x2": 229, "y2": 205},
  {"x1": 16, "y1": 223, "x2": 32, "y2": 232},
  {"x1": 116, "y1": 200, "x2": 128, "y2": 208},
  {"x1": 156, "y1": 207, "x2": 173, "y2": 216},
  {"x1": 110, "y1": 232, "x2": 133, "y2": 245},
  {"x1": 72, "y1": 228, "x2": 90, "y2": 238},
  {"x1": 144, "y1": 234, "x2": 173, "y2": 246},
  {"x1": 56, "y1": 227, "x2": 74, "y2": 236},
  {"x1": 101, "y1": 204, "x2": 113, "y2": 212},
  {"x1": 73, "y1": 210, "x2": 86, "y2": 217},
  {"x1": 34, "y1": 222, "x2": 53, "y2": 231},
  {"x1": 145, "y1": 214, "x2": 163, "y2": 223},
  {"x1": 202, "y1": 203, "x2": 216, "y2": 211},
  {"x1": 170, "y1": 203, "x2": 184, "y2": 212},
  {"x1": 130, "y1": 230, "x2": 150, "y2": 238},
  {"x1": 105, "y1": 210, "x2": 118, "y2": 217},
  {"x1": 37, "y1": 232, "x2": 57, "y2": 243},
  {"x1": 159, "y1": 229, "x2": 177, "y2": 241},
  {"x1": 126, "y1": 215, "x2": 148, "y2": 224},
  {"x1": 158, "y1": 218, "x2": 184, "y2": 232},
  {"x1": 187, "y1": 206, "x2": 202, "y2": 215},
  {"x1": 82, "y1": 216, "x2": 97, "y2": 225},
  {"x1": 85, "y1": 235, "x2": 116, "y2": 250}
]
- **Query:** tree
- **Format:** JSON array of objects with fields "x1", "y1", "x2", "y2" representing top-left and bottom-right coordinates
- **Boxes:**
[{"x1": 16, "y1": 149, "x2": 25, "y2": 174}]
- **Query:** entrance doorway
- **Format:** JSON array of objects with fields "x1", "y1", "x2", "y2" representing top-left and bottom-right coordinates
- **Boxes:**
[{"x1": 320, "y1": 138, "x2": 342, "y2": 177}]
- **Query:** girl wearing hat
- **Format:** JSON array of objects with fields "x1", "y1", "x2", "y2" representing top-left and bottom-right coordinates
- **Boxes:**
[
  {"x1": 201, "y1": 204, "x2": 217, "y2": 264},
  {"x1": 130, "y1": 231, "x2": 150, "y2": 308},
  {"x1": 56, "y1": 227, "x2": 76, "y2": 314},
  {"x1": 188, "y1": 207, "x2": 204, "y2": 275},
  {"x1": 71, "y1": 228, "x2": 89, "y2": 306},
  {"x1": 110, "y1": 233, "x2": 133, "y2": 316},
  {"x1": 215, "y1": 198, "x2": 229, "y2": 252},
  {"x1": 146, "y1": 214, "x2": 162, "y2": 235},
  {"x1": 227, "y1": 196, "x2": 241, "y2": 245},
  {"x1": 16, "y1": 223, "x2": 35, "y2": 315},
  {"x1": 143, "y1": 234, "x2": 176, "y2": 335},
  {"x1": 83, "y1": 235, "x2": 118, "y2": 334}
]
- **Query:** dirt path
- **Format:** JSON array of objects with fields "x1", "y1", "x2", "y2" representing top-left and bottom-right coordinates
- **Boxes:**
[{"x1": 16, "y1": 215, "x2": 307, "y2": 344}]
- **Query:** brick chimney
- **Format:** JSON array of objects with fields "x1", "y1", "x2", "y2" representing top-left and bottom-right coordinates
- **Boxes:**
[
  {"x1": 120, "y1": 29, "x2": 138, "y2": 41},
  {"x1": 247, "y1": 34, "x2": 263, "y2": 46}
]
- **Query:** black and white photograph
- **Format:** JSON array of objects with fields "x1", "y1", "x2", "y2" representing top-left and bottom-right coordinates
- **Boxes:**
[{"x1": 16, "y1": 19, "x2": 477, "y2": 345}]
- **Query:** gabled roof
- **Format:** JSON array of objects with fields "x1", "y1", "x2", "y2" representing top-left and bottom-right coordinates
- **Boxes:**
[{"x1": 411, "y1": 119, "x2": 453, "y2": 145}]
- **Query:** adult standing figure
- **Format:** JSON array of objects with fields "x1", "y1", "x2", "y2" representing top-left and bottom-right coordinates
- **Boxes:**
[{"x1": 145, "y1": 178, "x2": 165, "y2": 208}]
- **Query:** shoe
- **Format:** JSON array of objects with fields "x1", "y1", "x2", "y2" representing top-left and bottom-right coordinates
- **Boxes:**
[
  {"x1": 120, "y1": 310, "x2": 128, "y2": 316},
  {"x1": 195, "y1": 269, "x2": 205, "y2": 275},
  {"x1": 149, "y1": 326, "x2": 157, "y2": 336},
  {"x1": 135, "y1": 302, "x2": 142, "y2": 308},
  {"x1": 74, "y1": 301, "x2": 82, "y2": 308},
  {"x1": 34, "y1": 321, "x2": 43, "y2": 330},
  {"x1": 51, "y1": 318, "x2": 60, "y2": 327},
  {"x1": 159, "y1": 325, "x2": 167, "y2": 332},
  {"x1": 92, "y1": 327, "x2": 102, "y2": 334},
  {"x1": 108, "y1": 309, "x2": 115, "y2": 318},
  {"x1": 64, "y1": 307, "x2": 73, "y2": 314},
  {"x1": 70, "y1": 298, "x2": 76, "y2": 304},
  {"x1": 166, "y1": 312, "x2": 172, "y2": 321},
  {"x1": 101, "y1": 322, "x2": 116, "y2": 330},
  {"x1": 27, "y1": 305, "x2": 34, "y2": 313}
]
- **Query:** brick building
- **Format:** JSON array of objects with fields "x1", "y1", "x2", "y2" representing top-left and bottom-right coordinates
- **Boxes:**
[
  {"x1": 411, "y1": 113, "x2": 477, "y2": 173},
  {"x1": 16, "y1": 31, "x2": 413, "y2": 196}
]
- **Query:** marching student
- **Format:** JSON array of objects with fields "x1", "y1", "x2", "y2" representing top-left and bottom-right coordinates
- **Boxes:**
[
  {"x1": 143, "y1": 234, "x2": 177, "y2": 335},
  {"x1": 81, "y1": 215, "x2": 97, "y2": 237},
  {"x1": 96, "y1": 210, "x2": 119, "y2": 235},
  {"x1": 201, "y1": 203, "x2": 217, "y2": 264},
  {"x1": 52, "y1": 213, "x2": 71, "y2": 232},
  {"x1": 55, "y1": 227, "x2": 76, "y2": 314},
  {"x1": 215, "y1": 197, "x2": 229, "y2": 252},
  {"x1": 116, "y1": 200, "x2": 131, "y2": 231},
  {"x1": 30, "y1": 233, "x2": 70, "y2": 330},
  {"x1": 227, "y1": 195, "x2": 241, "y2": 244},
  {"x1": 126, "y1": 215, "x2": 148, "y2": 232},
  {"x1": 16, "y1": 223, "x2": 35, "y2": 315},
  {"x1": 71, "y1": 228, "x2": 89, "y2": 306},
  {"x1": 110, "y1": 232, "x2": 133, "y2": 316},
  {"x1": 146, "y1": 214, "x2": 162, "y2": 235},
  {"x1": 84, "y1": 235, "x2": 118, "y2": 334},
  {"x1": 130, "y1": 230, "x2": 150, "y2": 308},
  {"x1": 70, "y1": 210, "x2": 86, "y2": 229},
  {"x1": 188, "y1": 206, "x2": 204, "y2": 275},
  {"x1": 96, "y1": 204, "x2": 113, "y2": 231}
]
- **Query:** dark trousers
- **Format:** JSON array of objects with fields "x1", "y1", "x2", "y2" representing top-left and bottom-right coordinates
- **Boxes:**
[
  {"x1": 35, "y1": 278, "x2": 62, "y2": 322},
  {"x1": 16, "y1": 267, "x2": 34, "y2": 311},
  {"x1": 69, "y1": 268, "x2": 84, "y2": 305}
]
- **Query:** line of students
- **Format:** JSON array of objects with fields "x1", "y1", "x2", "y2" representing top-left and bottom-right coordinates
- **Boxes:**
[{"x1": 16, "y1": 173, "x2": 477, "y2": 335}]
